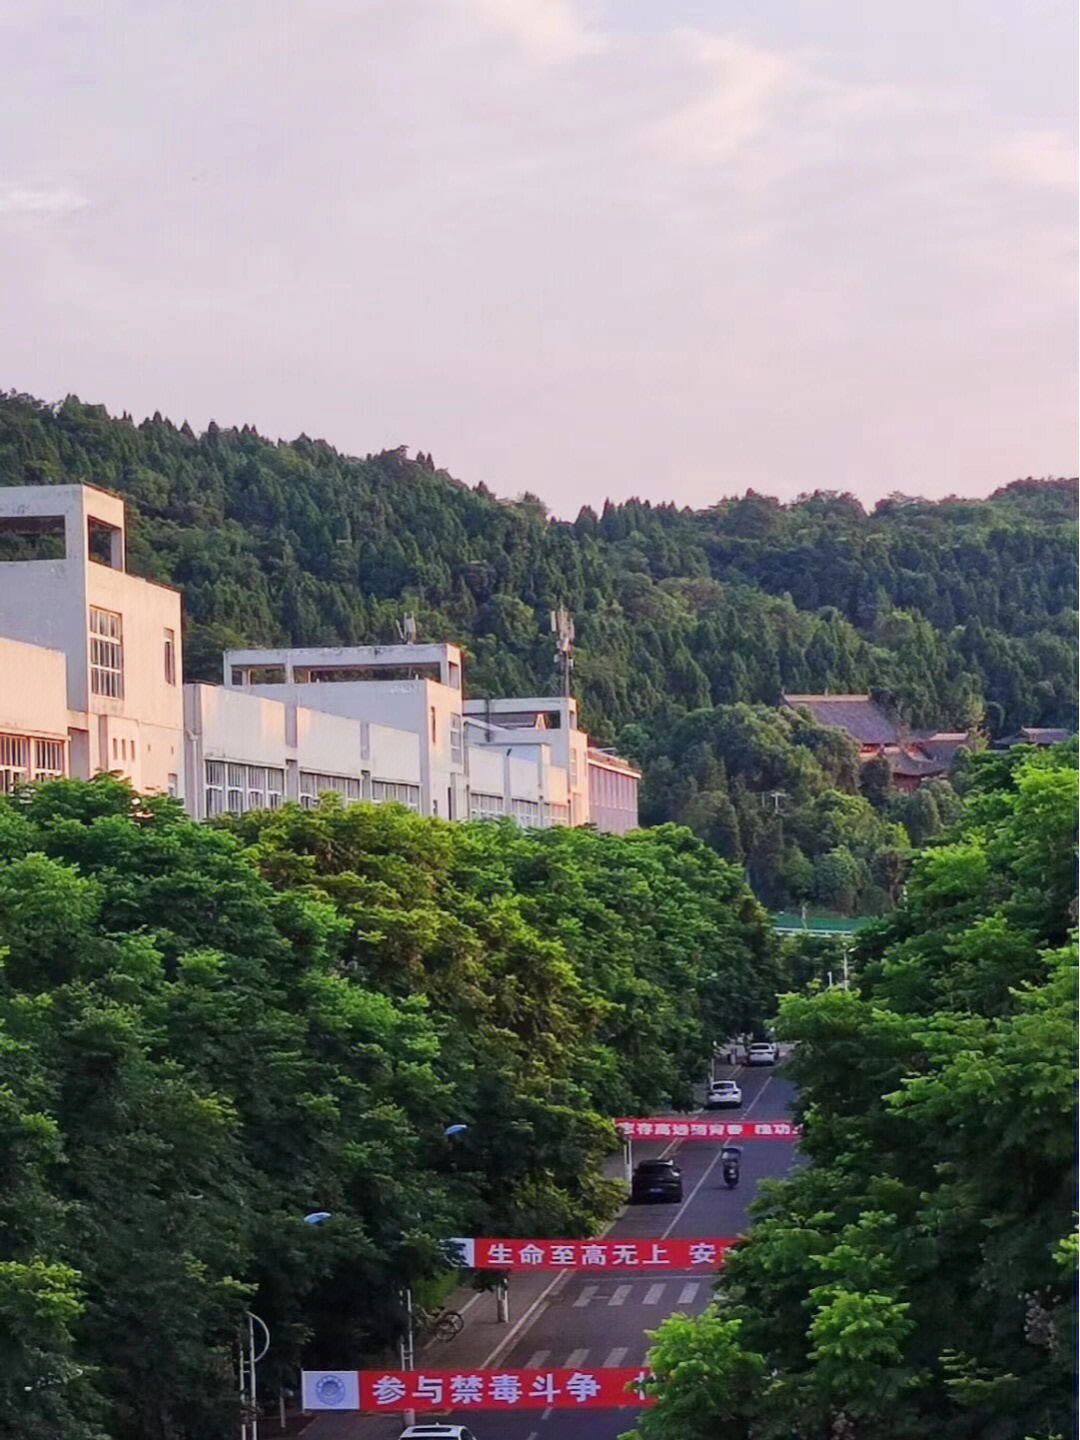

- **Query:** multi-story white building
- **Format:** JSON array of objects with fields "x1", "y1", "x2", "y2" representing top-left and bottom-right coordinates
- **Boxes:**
[
  {"x1": 587, "y1": 748, "x2": 642, "y2": 836},
  {"x1": 0, "y1": 484, "x2": 640, "y2": 832},
  {"x1": 464, "y1": 695, "x2": 589, "y2": 826},
  {"x1": 0, "y1": 483, "x2": 184, "y2": 796},
  {"x1": 222, "y1": 643, "x2": 468, "y2": 819}
]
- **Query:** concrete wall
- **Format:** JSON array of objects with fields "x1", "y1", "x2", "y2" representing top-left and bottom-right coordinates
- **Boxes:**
[
  {"x1": 587, "y1": 753, "x2": 641, "y2": 836},
  {"x1": 0, "y1": 637, "x2": 69, "y2": 740},
  {"x1": 0, "y1": 484, "x2": 183, "y2": 796},
  {"x1": 183, "y1": 683, "x2": 424, "y2": 820}
]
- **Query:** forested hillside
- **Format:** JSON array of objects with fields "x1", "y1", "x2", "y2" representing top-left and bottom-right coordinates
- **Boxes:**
[
  {"x1": 0, "y1": 391, "x2": 1074, "y2": 909},
  {"x1": 627, "y1": 741, "x2": 1078, "y2": 1440}
]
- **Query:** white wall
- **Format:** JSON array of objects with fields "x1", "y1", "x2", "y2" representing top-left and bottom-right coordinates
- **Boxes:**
[
  {"x1": 0, "y1": 637, "x2": 69, "y2": 740},
  {"x1": 0, "y1": 485, "x2": 183, "y2": 796}
]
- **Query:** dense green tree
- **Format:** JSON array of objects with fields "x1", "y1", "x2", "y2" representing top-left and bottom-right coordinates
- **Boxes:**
[
  {"x1": 0, "y1": 778, "x2": 780, "y2": 1439},
  {"x1": 624, "y1": 742, "x2": 1078, "y2": 1440}
]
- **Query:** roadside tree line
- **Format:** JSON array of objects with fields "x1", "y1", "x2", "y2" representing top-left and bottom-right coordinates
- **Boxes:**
[{"x1": 0, "y1": 781, "x2": 782, "y2": 1440}]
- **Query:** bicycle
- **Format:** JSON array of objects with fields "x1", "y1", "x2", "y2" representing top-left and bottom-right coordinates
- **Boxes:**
[{"x1": 414, "y1": 1304, "x2": 465, "y2": 1342}]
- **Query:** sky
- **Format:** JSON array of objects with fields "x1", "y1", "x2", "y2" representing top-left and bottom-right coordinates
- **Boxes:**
[{"x1": 2, "y1": 0, "x2": 1076, "y2": 516}]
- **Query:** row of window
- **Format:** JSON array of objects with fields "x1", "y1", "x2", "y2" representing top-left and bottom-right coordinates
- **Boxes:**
[
  {"x1": 299, "y1": 771, "x2": 362, "y2": 807},
  {"x1": 88, "y1": 607, "x2": 177, "y2": 699},
  {"x1": 204, "y1": 761, "x2": 286, "y2": 817},
  {"x1": 0, "y1": 733, "x2": 66, "y2": 793},
  {"x1": 202, "y1": 761, "x2": 424, "y2": 816},
  {"x1": 371, "y1": 780, "x2": 421, "y2": 809}
]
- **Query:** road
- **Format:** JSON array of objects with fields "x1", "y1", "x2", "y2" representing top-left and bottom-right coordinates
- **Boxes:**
[{"x1": 302, "y1": 1061, "x2": 800, "y2": 1440}]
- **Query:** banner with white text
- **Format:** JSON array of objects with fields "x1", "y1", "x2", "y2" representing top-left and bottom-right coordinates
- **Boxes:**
[
  {"x1": 615, "y1": 1117, "x2": 800, "y2": 1140},
  {"x1": 445, "y1": 1235, "x2": 735, "y2": 1269},
  {"x1": 302, "y1": 1366, "x2": 655, "y2": 1412}
]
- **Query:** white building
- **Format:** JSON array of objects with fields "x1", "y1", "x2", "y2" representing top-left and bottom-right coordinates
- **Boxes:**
[
  {"x1": 587, "y1": 748, "x2": 642, "y2": 836},
  {"x1": 183, "y1": 682, "x2": 422, "y2": 819},
  {"x1": 0, "y1": 483, "x2": 183, "y2": 796},
  {"x1": 223, "y1": 643, "x2": 468, "y2": 819},
  {"x1": 0, "y1": 484, "x2": 640, "y2": 833},
  {"x1": 463, "y1": 695, "x2": 589, "y2": 826}
]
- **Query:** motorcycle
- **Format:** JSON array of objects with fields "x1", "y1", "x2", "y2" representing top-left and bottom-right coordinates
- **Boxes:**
[{"x1": 720, "y1": 1144, "x2": 742, "y2": 1190}]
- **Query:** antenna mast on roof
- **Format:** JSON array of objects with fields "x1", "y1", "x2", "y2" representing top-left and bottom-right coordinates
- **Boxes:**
[{"x1": 550, "y1": 606, "x2": 575, "y2": 698}]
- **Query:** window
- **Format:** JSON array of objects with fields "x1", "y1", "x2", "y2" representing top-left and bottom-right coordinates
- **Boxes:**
[
  {"x1": 468, "y1": 792, "x2": 504, "y2": 820},
  {"x1": 89, "y1": 607, "x2": 124, "y2": 698},
  {"x1": 266, "y1": 768, "x2": 284, "y2": 808},
  {"x1": 163, "y1": 629, "x2": 176, "y2": 685},
  {"x1": 450, "y1": 713, "x2": 463, "y2": 765},
  {"x1": 371, "y1": 780, "x2": 421, "y2": 810},
  {"x1": 510, "y1": 798, "x2": 540, "y2": 827},
  {"x1": 298, "y1": 771, "x2": 363, "y2": 808},
  {"x1": 226, "y1": 762, "x2": 245, "y2": 813},
  {"x1": 34, "y1": 739, "x2": 65, "y2": 777},
  {"x1": 430, "y1": 706, "x2": 437, "y2": 744},
  {"x1": 204, "y1": 760, "x2": 225, "y2": 817},
  {"x1": 0, "y1": 734, "x2": 30, "y2": 793}
]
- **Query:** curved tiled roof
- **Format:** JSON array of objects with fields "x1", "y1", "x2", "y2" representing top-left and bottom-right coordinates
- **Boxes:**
[{"x1": 782, "y1": 693, "x2": 899, "y2": 745}]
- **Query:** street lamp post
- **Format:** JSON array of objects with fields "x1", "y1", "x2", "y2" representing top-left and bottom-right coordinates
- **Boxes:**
[
  {"x1": 239, "y1": 1311, "x2": 270, "y2": 1440},
  {"x1": 240, "y1": 1211, "x2": 331, "y2": 1439}
]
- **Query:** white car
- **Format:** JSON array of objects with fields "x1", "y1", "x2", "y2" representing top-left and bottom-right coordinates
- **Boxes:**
[
  {"x1": 399, "y1": 1427, "x2": 478, "y2": 1440},
  {"x1": 745, "y1": 1042, "x2": 777, "y2": 1066},
  {"x1": 706, "y1": 1079, "x2": 743, "y2": 1109}
]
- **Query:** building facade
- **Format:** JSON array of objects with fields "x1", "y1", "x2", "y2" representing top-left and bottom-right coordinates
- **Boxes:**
[
  {"x1": 0, "y1": 485, "x2": 640, "y2": 832},
  {"x1": 0, "y1": 484, "x2": 184, "y2": 796}
]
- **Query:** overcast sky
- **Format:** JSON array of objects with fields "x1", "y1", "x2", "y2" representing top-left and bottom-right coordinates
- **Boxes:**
[{"x1": 2, "y1": 1, "x2": 1076, "y2": 515}]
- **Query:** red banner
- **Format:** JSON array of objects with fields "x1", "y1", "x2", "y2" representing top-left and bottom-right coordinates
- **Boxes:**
[
  {"x1": 615, "y1": 1117, "x2": 800, "y2": 1140},
  {"x1": 463, "y1": 1235, "x2": 734, "y2": 1269},
  {"x1": 358, "y1": 1366, "x2": 653, "y2": 1411}
]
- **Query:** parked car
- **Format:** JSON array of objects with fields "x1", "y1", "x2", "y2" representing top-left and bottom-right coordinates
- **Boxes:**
[
  {"x1": 630, "y1": 1158, "x2": 684, "y2": 1203},
  {"x1": 399, "y1": 1427, "x2": 478, "y2": 1440},
  {"x1": 706, "y1": 1079, "x2": 743, "y2": 1109},
  {"x1": 745, "y1": 1042, "x2": 777, "y2": 1066}
]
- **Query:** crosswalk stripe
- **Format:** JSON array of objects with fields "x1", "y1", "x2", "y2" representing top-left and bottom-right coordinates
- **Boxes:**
[
  {"x1": 525, "y1": 1349, "x2": 550, "y2": 1368},
  {"x1": 565, "y1": 1348, "x2": 589, "y2": 1367},
  {"x1": 609, "y1": 1285, "x2": 632, "y2": 1307},
  {"x1": 573, "y1": 1285, "x2": 597, "y2": 1309},
  {"x1": 643, "y1": 1283, "x2": 665, "y2": 1305},
  {"x1": 677, "y1": 1282, "x2": 700, "y2": 1305},
  {"x1": 604, "y1": 1347, "x2": 628, "y2": 1367}
]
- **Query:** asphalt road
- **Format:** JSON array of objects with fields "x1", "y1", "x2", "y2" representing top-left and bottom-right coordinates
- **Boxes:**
[{"x1": 303, "y1": 1060, "x2": 800, "y2": 1440}]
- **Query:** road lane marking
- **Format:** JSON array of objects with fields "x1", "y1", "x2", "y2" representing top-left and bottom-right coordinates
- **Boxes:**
[
  {"x1": 643, "y1": 1283, "x2": 665, "y2": 1305},
  {"x1": 604, "y1": 1346, "x2": 628, "y2": 1366},
  {"x1": 609, "y1": 1284, "x2": 632, "y2": 1306},
  {"x1": 677, "y1": 1282, "x2": 700, "y2": 1304},
  {"x1": 565, "y1": 1348, "x2": 589, "y2": 1366},
  {"x1": 573, "y1": 1285, "x2": 597, "y2": 1308},
  {"x1": 525, "y1": 1349, "x2": 550, "y2": 1368}
]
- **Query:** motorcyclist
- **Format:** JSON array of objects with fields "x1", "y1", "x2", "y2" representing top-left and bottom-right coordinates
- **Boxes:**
[{"x1": 720, "y1": 1144, "x2": 741, "y2": 1189}]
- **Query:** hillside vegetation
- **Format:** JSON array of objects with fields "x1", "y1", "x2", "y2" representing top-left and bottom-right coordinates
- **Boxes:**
[{"x1": 1, "y1": 392, "x2": 1074, "y2": 911}]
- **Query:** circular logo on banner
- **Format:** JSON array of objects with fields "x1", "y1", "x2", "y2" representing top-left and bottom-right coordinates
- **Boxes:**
[{"x1": 314, "y1": 1374, "x2": 347, "y2": 1407}]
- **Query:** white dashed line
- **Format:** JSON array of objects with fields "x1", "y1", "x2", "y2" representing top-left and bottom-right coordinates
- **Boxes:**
[
  {"x1": 643, "y1": 1283, "x2": 665, "y2": 1305},
  {"x1": 609, "y1": 1284, "x2": 632, "y2": 1307},
  {"x1": 677, "y1": 1282, "x2": 700, "y2": 1305},
  {"x1": 604, "y1": 1346, "x2": 628, "y2": 1367},
  {"x1": 525, "y1": 1349, "x2": 550, "y2": 1368},
  {"x1": 573, "y1": 1284, "x2": 597, "y2": 1308},
  {"x1": 565, "y1": 1348, "x2": 589, "y2": 1366}
]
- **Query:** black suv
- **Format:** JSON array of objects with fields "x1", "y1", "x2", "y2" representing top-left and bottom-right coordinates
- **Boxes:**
[{"x1": 630, "y1": 1158, "x2": 683, "y2": 1204}]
